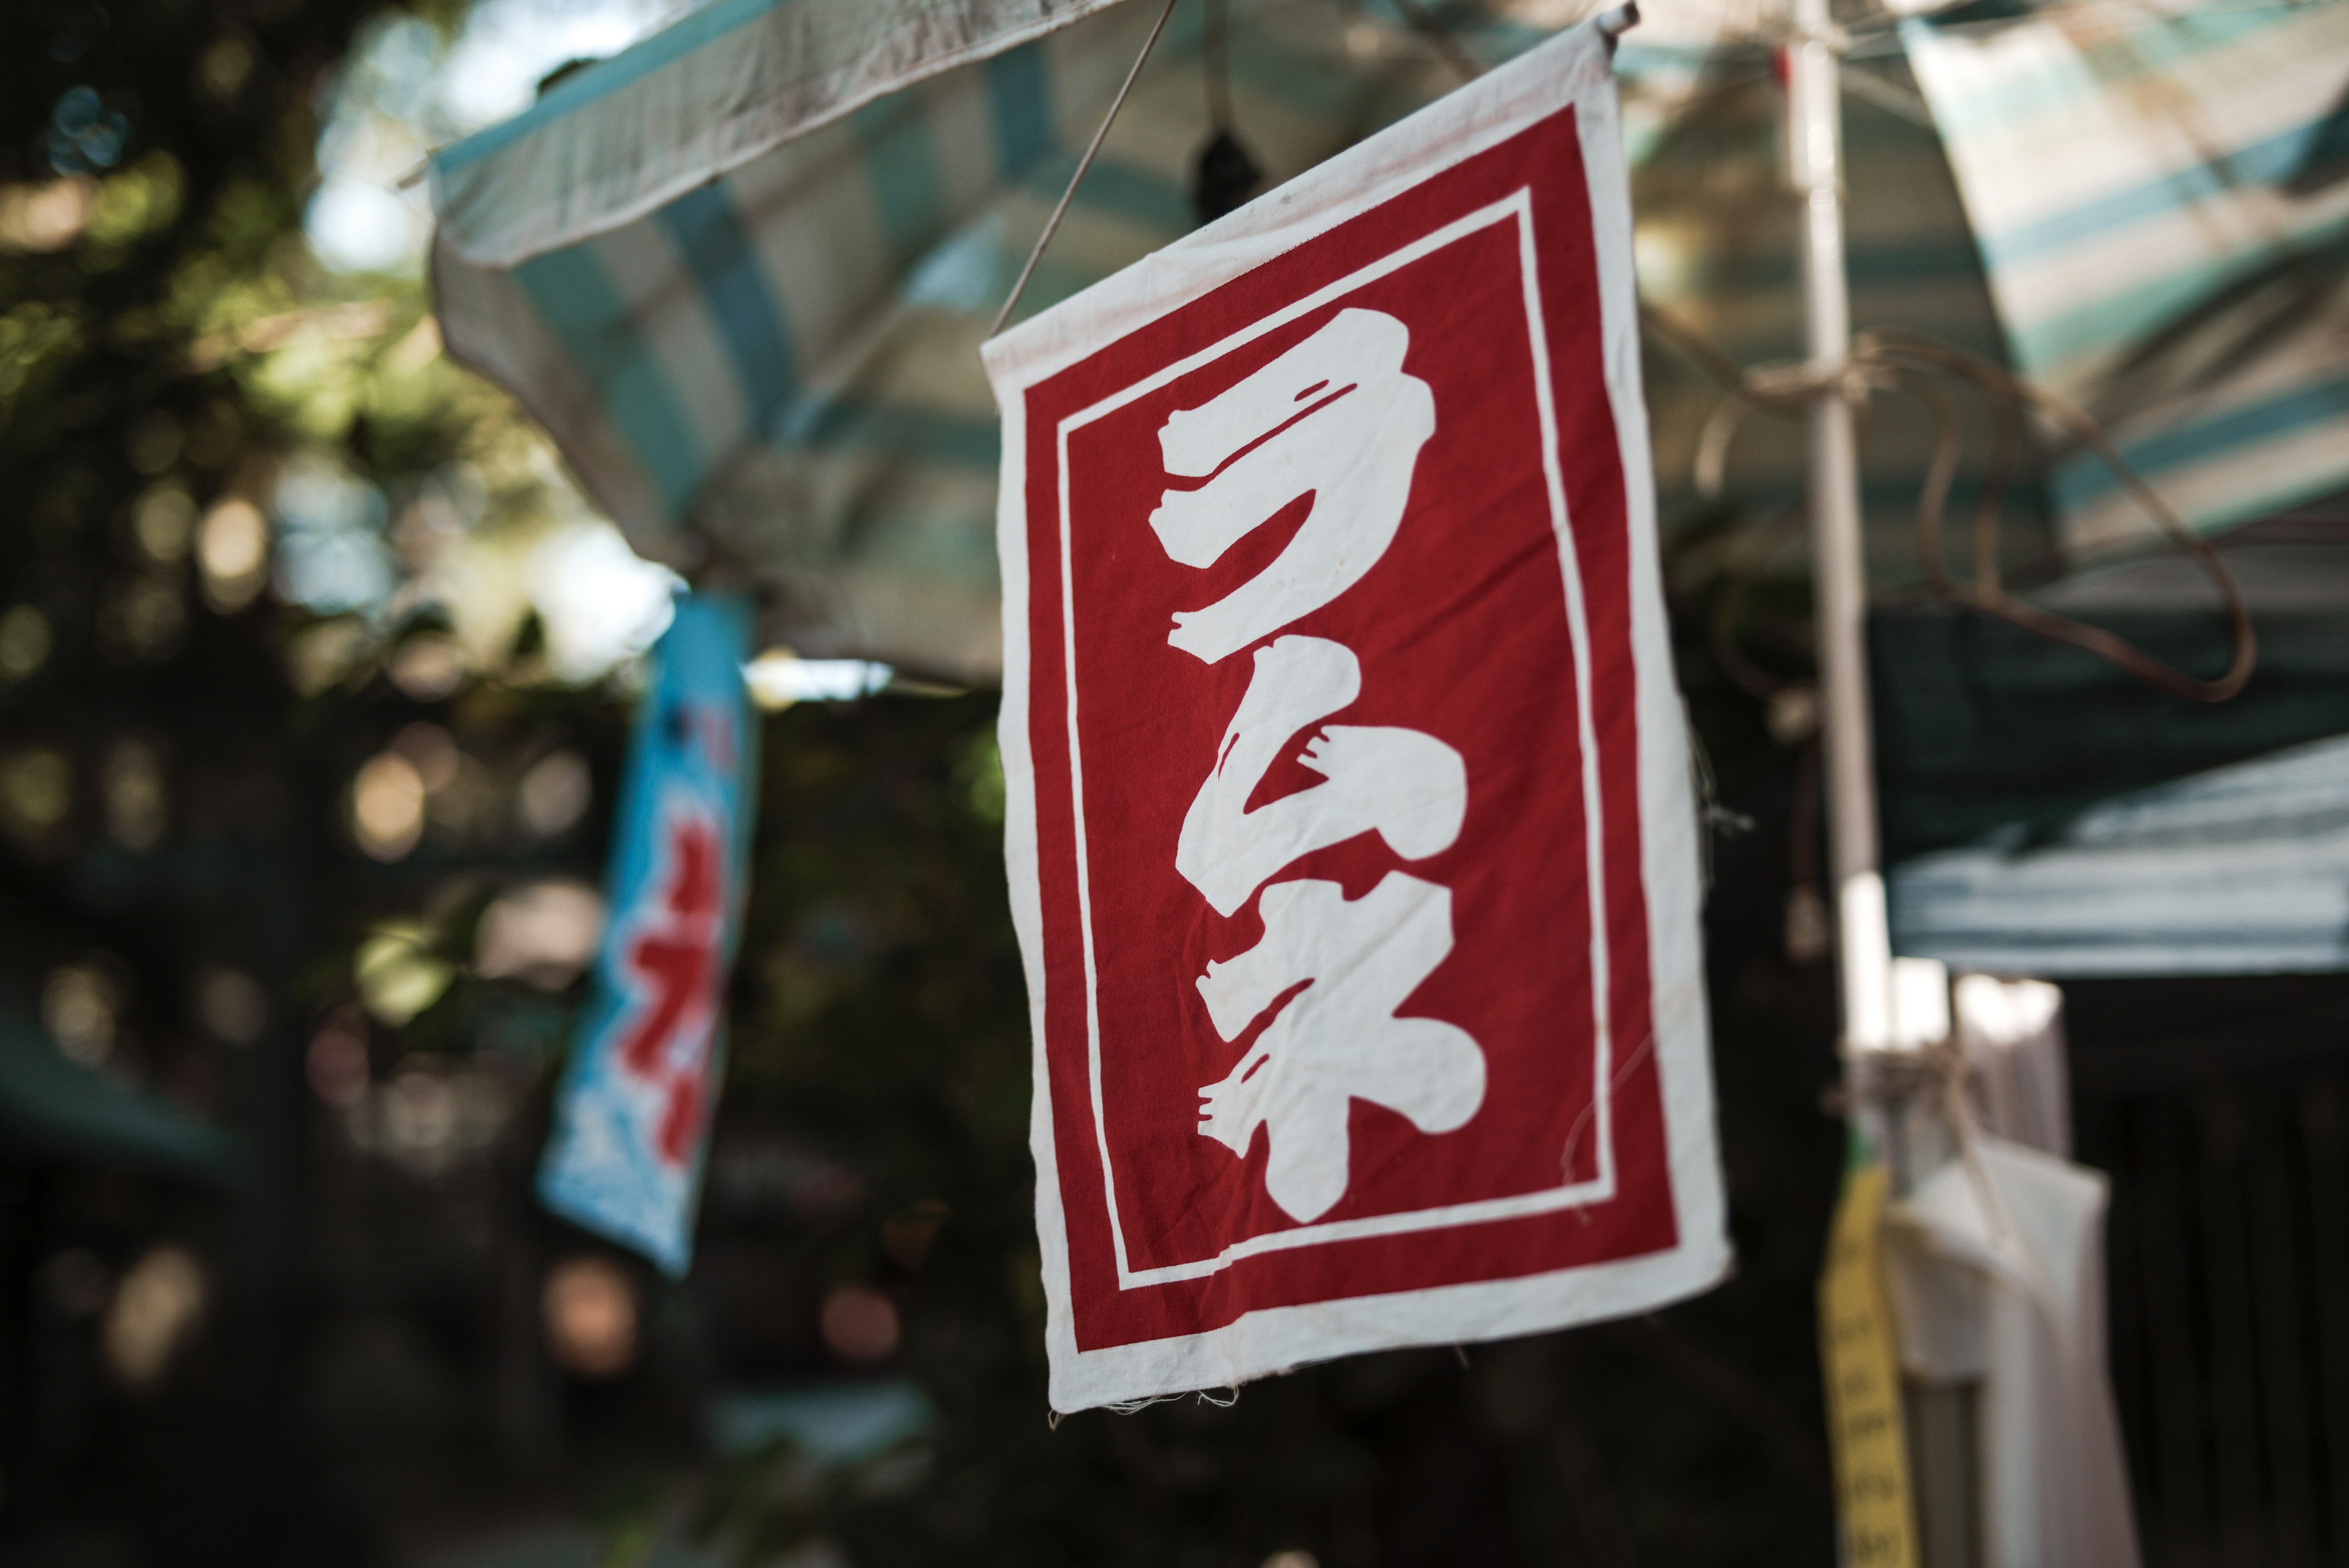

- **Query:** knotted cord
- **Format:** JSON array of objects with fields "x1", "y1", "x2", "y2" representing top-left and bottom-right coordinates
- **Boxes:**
[{"x1": 1644, "y1": 304, "x2": 2258, "y2": 703}]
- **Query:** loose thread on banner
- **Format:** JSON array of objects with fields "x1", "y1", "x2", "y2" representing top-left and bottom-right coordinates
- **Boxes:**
[
  {"x1": 1097, "y1": 1386, "x2": 1239, "y2": 1416},
  {"x1": 1559, "y1": 1026, "x2": 1660, "y2": 1219},
  {"x1": 989, "y1": 0, "x2": 1181, "y2": 338}
]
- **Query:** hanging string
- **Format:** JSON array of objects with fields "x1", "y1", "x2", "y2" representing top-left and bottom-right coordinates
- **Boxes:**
[
  {"x1": 1641, "y1": 303, "x2": 2258, "y2": 704},
  {"x1": 990, "y1": 0, "x2": 1182, "y2": 338},
  {"x1": 1192, "y1": 0, "x2": 1264, "y2": 223},
  {"x1": 1707, "y1": 503, "x2": 1806, "y2": 699},
  {"x1": 1387, "y1": 0, "x2": 1485, "y2": 82},
  {"x1": 1204, "y1": 0, "x2": 1234, "y2": 132},
  {"x1": 1865, "y1": 329, "x2": 2255, "y2": 702}
]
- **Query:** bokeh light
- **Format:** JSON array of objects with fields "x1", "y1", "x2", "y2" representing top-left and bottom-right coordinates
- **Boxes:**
[
  {"x1": 98, "y1": 572, "x2": 186, "y2": 660},
  {"x1": 392, "y1": 722, "x2": 460, "y2": 792},
  {"x1": 100, "y1": 737, "x2": 166, "y2": 850},
  {"x1": 473, "y1": 880, "x2": 603, "y2": 989},
  {"x1": 0, "y1": 748, "x2": 72, "y2": 847},
  {"x1": 132, "y1": 484, "x2": 196, "y2": 563},
  {"x1": 516, "y1": 749, "x2": 592, "y2": 838},
  {"x1": 48, "y1": 85, "x2": 128, "y2": 176},
  {"x1": 542, "y1": 1255, "x2": 638, "y2": 1378},
  {"x1": 818, "y1": 1284, "x2": 900, "y2": 1365},
  {"x1": 0, "y1": 606, "x2": 53, "y2": 681},
  {"x1": 42, "y1": 963, "x2": 117, "y2": 1067},
  {"x1": 304, "y1": 0, "x2": 685, "y2": 275},
  {"x1": 306, "y1": 1027, "x2": 370, "y2": 1106},
  {"x1": 743, "y1": 651, "x2": 895, "y2": 710},
  {"x1": 527, "y1": 522, "x2": 680, "y2": 682},
  {"x1": 388, "y1": 634, "x2": 465, "y2": 700},
  {"x1": 103, "y1": 1246, "x2": 205, "y2": 1389},
  {"x1": 0, "y1": 176, "x2": 95, "y2": 251},
  {"x1": 351, "y1": 751, "x2": 425, "y2": 861},
  {"x1": 196, "y1": 497, "x2": 269, "y2": 611},
  {"x1": 273, "y1": 455, "x2": 396, "y2": 615},
  {"x1": 193, "y1": 967, "x2": 268, "y2": 1046},
  {"x1": 353, "y1": 922, "x2": 454, "y2": 1025}
]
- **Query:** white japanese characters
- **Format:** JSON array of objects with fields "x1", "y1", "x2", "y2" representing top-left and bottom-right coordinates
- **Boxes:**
[
  {"x1": 1196, "y1": 873, "x2": 1483, "y2": 1223},
  {"x1": 1155, "y1": 307, "x2": 1482, "y2": 1222},
  {"x1": 1175, "y1": 634, "x2": 1466, "y2": 920},
  {"x1": 1152, "y1": 308, "x2": 1436, "y2": 663}
]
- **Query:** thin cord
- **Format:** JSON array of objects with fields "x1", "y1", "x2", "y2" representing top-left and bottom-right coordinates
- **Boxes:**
[
  {"x1": 1864, "y1": 329, "x2": 2257, "y2": 703},
  {"x1": 1204, "y1": 0, "x2": 1233, "y2": 132},
  {"x1": 1643, "y1": 302, "x2": 1775, "y2": 403},
  {"x1": 1387, "y1": 0, "x2": 1485, "y2": 81},
  {"x1": 989, "y1": 0, "x2": 1182, "y2": 338},
  {"x1": 1639, "y1": 304, "x2": 2258, "y2": 704},
  {"x1": 1709, "y1": 504, "x2": 1807, "y2": 698}
]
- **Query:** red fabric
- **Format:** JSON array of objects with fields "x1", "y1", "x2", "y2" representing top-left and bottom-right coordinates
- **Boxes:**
[
  {"x1": 618, "y1": 810, "x2": 724, "y2": 1169},
  {"x1": 1017, "y1": 104, "x2": 1676, "y2": 1353}
]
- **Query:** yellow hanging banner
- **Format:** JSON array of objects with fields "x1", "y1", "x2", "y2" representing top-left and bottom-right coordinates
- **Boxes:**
[{"x1": 1819, "y1": 1162, "x2": 1919, "y2": 1568}]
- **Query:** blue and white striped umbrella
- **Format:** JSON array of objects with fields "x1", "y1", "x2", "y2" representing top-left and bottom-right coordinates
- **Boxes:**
[
  {"x1": 1900, "y1": 0, "x2": 2349, "y2": 557},
  {"x1": 429, "y1": 0, "x2": 1592, "y2": 680},
  {"x1": 426, "y1": 0, "x2": 2349, "y2": 680}
]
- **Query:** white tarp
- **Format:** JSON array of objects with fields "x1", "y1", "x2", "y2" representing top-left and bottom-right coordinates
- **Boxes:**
[{"x1": 431, "y1": 0, "x2": 1134, "y2": 267}]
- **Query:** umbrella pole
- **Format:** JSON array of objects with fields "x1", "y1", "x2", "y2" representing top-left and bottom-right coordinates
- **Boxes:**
[
  {"x1": 1786, "y1": 0, "x2": 1891, "y2": 1063},
  {"x1": 1787, "y1": 7, "x2": 1978, "y2": 1562}
]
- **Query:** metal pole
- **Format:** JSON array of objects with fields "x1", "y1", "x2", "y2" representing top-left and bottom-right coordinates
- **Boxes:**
[
  {"x1": 1787, "y1": 12, "x2": 1978, "y2": 1563},
  {"x1": 1784, "y1": 0, "x2": 1891, "y2": 1055}
]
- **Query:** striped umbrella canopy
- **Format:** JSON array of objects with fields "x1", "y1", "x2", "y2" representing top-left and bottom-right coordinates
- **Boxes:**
[
  {"x1": 1898, "y1": 0, "x2": 2349, "y2": 557},
  {"x1": 428, "y1": 0, "x2": 1598, "y2": 681},
  {"x1": 426, "y1": 0, "x2": 2349, "y2": 680}
]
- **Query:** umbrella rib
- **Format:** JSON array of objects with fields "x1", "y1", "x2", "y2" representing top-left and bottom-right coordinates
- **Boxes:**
[{"x1": 990, "y1": 0, "x2": 1183, "y2": 339}]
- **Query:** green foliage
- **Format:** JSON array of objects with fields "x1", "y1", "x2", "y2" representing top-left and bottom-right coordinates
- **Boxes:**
[{"x1": 0, "y1": 2, "x2": 634, "y2": 1553}]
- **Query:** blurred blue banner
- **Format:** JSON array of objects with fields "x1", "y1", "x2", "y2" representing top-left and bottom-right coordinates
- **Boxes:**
[{"x1": 540, "y1": 594, "x2": 759, "y2": 1274}]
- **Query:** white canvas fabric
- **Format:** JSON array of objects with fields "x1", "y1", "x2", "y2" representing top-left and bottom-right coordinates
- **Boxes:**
[
  {"x1": 1884, "y1": 1136, "x2": 2143, "y2": 1568},
  {"x1": 430, "y1": 0, "x2": 1134, "y2": 269},
  {"x1": 1953, "y1": 973, "x2": 2071, "y2": 1159}
]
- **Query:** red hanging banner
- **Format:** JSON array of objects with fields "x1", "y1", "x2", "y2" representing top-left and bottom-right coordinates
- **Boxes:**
[{"x1": 983, "y1": 20, "x2": 1726, "y2": 1413}]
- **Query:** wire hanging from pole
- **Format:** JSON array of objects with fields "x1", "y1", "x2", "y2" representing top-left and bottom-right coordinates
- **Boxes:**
[
  {"x1": 990, "y1": 0, "x2": 1182, "y2": 338},
  {"x1": 1192, "y1": 0, "x2": 1264, "y2": 223},
  {"x1": 1639, "y1": 303, "x2": 2259, "y2": 704},
  {"x1": 1387, "y1": 0, "x2": 1485, "y2": 81},
  {"x1": 1866, "y1": 329, "x2": 2255, "y2": 702},
  {"x1": 1204, "y1": 0, "x2": 1234, "y2": 132}
]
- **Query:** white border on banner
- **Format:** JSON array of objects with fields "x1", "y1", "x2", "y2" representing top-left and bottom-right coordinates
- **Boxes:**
[{"x1": 984, "y1": 18, "x2": 1728, "y2": 1414}]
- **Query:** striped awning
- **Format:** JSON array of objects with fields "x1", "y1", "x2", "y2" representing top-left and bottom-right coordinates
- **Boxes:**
[
  {"x1": 429, "y1": 0, "x2": 2345, "y2": 682},
  {"x1": 429, "y1": 0, "x2": 1600, "y2": 681},
  {"x1": 1902, "y1": 0, "x2": 2349, "y2": 556},
  {"x1": 1891, "y1": 730, "x2": 2349, "y2": 976},
  {"x1": 1876, "y1": 502, "x2": 2349, "y2": 976}
]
